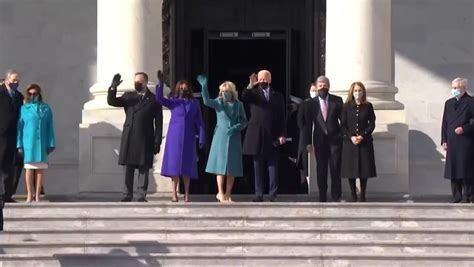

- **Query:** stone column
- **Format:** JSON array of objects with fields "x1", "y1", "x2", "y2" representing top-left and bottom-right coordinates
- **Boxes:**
[
  {"x1": 312, "y1": 0, "x2": 409, "y2": 194},
  {"x1": 79, "y1": 0, "x2": 170, "y2": 194}
]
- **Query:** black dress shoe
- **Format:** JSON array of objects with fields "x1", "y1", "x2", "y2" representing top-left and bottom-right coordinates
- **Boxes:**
[
  {"x1": 137, "y1": 198, "x2": 148, "y2": 202},
  {"x1": 451, "y1": 198, "x2": 462, "y2": 203},
  {"x1": 120, "y1": 197, "x2": 132, "y2": 202},
  {"x1": 268, "y1": 196, "x2": 277, "y2": 202},
  {"x1": 4, "y1": 198, "x2": 17, "y2": 203},
  {"x1": 252, "y1": 196, "x2": 264, "y2": 202}
]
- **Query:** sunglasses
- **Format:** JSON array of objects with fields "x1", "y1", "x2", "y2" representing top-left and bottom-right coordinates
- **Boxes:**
[{"x1": 27, "y1": 92, "x2": 39, "y2": 96}]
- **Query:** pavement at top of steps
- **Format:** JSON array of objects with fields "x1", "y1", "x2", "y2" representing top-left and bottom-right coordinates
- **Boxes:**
[{"x1": 5, "y1": 192, "x2": 454, "y2": 203}]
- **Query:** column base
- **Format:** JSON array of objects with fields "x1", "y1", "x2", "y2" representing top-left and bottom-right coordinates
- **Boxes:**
[
  {"x1": 78, "y1": 108, "x2": 172, "y2": 194},
  {"x1": 308, "y1": 109, "x2": 409, "y2": 195}
]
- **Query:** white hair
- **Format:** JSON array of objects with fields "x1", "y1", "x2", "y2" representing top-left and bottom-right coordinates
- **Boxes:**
[
  {"x1": 452, "y1": 77, "x2": 468, "y2": 88},
  {"x1": 5, "y1": 69, "x2": 19, "y2": 79},
  {"x1": 316, "y1": 75, "x2": 330, "y2": 87}
]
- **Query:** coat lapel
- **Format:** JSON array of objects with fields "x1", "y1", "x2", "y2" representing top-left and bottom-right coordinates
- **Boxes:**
[{"x1": 133, "y1": 90, "x2": 152, "y2": 113}]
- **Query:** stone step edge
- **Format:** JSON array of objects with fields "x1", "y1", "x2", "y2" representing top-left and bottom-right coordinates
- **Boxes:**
[
  {"x1": 6, "y1": 215, "x2": 474, "y2": 221},
  {"x1": 1, "y1": 252, "x2": 474, "y2": 261},
  {"x1": 5, "y1": 202, "x2": 474, "y2": 208},
  {"x1": 3, "y1": 227, "x2": 474, "y2": 234},
  {"x1": 2, "y1": 239, "x2": 474, "y2": 247}
]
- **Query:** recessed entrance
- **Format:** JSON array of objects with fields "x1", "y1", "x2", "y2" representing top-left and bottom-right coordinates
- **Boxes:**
[{"x1": 170, "y1": 0, "x2": 324, "y2": 194}]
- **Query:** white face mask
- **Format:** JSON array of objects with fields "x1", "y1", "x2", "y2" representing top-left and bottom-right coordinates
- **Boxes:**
[
  {"x1": 353, "y1": 91, "x2": 364, "y2": 100},
  {"x1": 310, "y1": 91, "x2": 317, "y2": 99}
]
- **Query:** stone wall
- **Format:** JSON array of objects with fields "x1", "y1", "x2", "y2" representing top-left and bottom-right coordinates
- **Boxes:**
[{"x1": 393, "y1": 0, "x2": 474, "y2": 195}]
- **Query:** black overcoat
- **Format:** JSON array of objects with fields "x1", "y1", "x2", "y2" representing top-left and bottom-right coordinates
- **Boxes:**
[
  {"x1": 107, "y1": 88, "x2": 163, "y2": 168},
  {"x1": 0, "y1": 84, "x2": 24, "y2": 171},
  {"x1": 340, "y1": 101, "x2": 377, "y2": 179},
  {"x1": 441, "y1": 94, "x2": 474, "y2": 180},
  {"x1": 241, "y1": 86, "x2": 286, "y2": 158}
]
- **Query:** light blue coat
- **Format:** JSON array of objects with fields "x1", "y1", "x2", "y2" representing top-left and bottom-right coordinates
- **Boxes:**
[
  {"x1": 17, "y1": 102, "x2": 55, "y2": 163},
  {"x1": 202, "y1": 86, "x2": 247, "y2": 176}
]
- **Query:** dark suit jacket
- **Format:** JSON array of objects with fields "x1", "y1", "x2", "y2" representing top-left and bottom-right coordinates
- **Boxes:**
[
  {"x1": 241, "y1": 86, "x2": 286, "y2": 157},
  {"x1": 441, "y1": 94, "x2": 474, "y2": 180},
  {"x1": 303, "y1": 94, "x2": 343, "y2": 147},
  {"x1": 0, "y1": 83, "x2": 24, "y2": 170},
  {"x1": 108, "y1": 87, "x2": 163, "y2": 168},
  {"x1": 0, "y1": 84, "x2": 24, "y2": 136}
]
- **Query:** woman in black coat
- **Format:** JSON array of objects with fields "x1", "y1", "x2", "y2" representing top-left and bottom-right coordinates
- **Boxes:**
[{"x1": 341, "y1": 81, "x2": 376, "y2": 202}]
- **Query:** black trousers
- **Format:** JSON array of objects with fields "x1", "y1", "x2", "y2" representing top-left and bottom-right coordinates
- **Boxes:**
[
  {"x1": 451, "y1": 179, "x2": 473, "y2": 202},
  {"x1": 123, "y1": 165, "x2": 149, "y2": 199},
  {"x1": 0, "y1": 200, "x2": 3, "y2": 231},
  {"x1": 3, "y1": 151, "x2": 23, "y2": 200},
  {"x1": 253, "y1": 154, "x2": 278, "y2": 198},
  {"x1": 315, "y1": 142, "x2": 342, "y2": 202}
]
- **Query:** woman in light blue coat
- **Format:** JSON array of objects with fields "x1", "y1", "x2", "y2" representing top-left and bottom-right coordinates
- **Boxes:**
[
  {"x1": 17, "y1": 84, "x2": 55, "y2": 202},
  {"x1": 198, "y1": 75, "x2": 247, "y2": 202}
]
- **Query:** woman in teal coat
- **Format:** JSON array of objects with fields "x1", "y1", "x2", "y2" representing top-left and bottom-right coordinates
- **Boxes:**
[
  {"x1": 198, "y1": 75, "x2": 247, "y2": 202},
  {"x1": 17, "y1": 84, "x2": 55, "y2": 202}
]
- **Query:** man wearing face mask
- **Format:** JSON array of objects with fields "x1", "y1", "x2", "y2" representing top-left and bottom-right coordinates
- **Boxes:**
[
  {"x1": 0, "y1": 70, "x2": 24, "y2": 207},
  {"x1": 441, "y1": 77, "x2": 474, "y2": 203},
  {"x1": 242, "y1": 70, "x2": 286, "y2": 202},
  {"x1": 107, "y1": 72, "x2": 163, "y2": 202},
  {"x1": 303, "y1": 76, "x2": 344, "y2": 202}
]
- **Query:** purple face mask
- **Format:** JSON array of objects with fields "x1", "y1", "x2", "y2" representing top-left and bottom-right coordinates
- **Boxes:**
[{"x1": 9, "y1": 82, "x2": 19, "y2": 91}]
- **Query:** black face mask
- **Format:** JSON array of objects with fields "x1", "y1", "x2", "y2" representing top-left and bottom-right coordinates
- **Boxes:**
[
  {"x1": 259, "y1": 82, "x2": 269, "y2": 90},
  {"x1": 318, "y1": 89, "x2": 329, "y2": 99},
  {"x1": 134, "y1": 82, "x2": 145, "y2": 92},
  {"x1": 180, "y1": 89, "x2": 191, "y2": 99}
]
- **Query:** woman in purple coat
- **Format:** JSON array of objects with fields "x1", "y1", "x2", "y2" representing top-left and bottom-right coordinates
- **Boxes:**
[{"x1": 155, "y1": 71, "x2": 205, "y2": 202}]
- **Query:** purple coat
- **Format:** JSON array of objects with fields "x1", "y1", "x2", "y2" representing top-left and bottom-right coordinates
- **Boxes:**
[{"x1": 155, "y1": 84, "x2": 205, "y2": 179}]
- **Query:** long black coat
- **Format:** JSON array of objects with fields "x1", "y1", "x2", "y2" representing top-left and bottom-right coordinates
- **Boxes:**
[
  {"x1": 340, "y1": 101, "x2": 377, "y2": 179},
  {"x1": 0, "y1": 83, "x2": 24, "y2": 172},
  {"x1": 441, "y1": 94, "x2": 474, "y2": 180},
  {"x1": 302, "y1": 94, "x2": 343, "y2": 147},
  {"x1": 107, "y1": 88, "x2": 163, "y2": 168},
  {"x1": 241, "y1": 86, "x2": 285, "y2": 158},
  {"x1": 296, "y1": 99, "x2": 311, "y2": 175}
]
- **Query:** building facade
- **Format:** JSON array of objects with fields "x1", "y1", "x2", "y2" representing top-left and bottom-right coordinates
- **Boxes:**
[{"x1": 0, "y1": 0, "x2": 473, "y2": 196}]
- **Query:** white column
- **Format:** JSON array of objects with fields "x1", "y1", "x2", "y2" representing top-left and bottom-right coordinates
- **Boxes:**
[
  {"x1": 313, "y1": 0, "x2": 409, "y2": 194},
  {"x1": 326, "y1": 0, "x2": 402, "y2": 110},
  {"x1": 84, "y1": 0, "x2": 162, "y2": 111},
  {"x1": 79, "y1": 0, "x2": 169, "y2": 194}
]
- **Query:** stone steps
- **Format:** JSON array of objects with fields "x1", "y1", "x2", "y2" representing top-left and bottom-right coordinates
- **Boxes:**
[{"x1": 2, "y1": 202, "x2": 474, "y2": 266}]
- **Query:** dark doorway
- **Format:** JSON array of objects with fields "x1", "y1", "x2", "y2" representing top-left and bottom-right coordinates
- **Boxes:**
[
  {"x1": 170, "y1": 0, "x2": 324, "y2": 195},
  {"x1": 207, "y1": 39, "x2": 286, "y2": 97}
]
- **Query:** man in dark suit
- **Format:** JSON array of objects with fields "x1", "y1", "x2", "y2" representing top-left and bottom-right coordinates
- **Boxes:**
[
  {"x1": 107, "y1": 72, "x2": 163, "y2": 202},
  {"x1": 0, "y1": 70, "x2": 24, "y2": 230},
  {"x1": 441, "y1": 77, "x2": 474, "y2": 203},
  {"x1": 242, "y1": 70, "x2": 286, "y2": 202},
  {"x1": 0, "y1": 70, "x2": 24, "y2": 202},
  {"x1": 303, "y1": 76, "x2": 343, "y2": 202}
]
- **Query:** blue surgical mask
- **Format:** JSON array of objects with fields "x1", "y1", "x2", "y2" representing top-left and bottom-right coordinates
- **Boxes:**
[
  {"x1": 31, "y1": 95, "x2": 39, "y2": 103},
  {"x1": 223, "y1": 91, "x2": 233, "y2": 102},
  {"x1": 451, "y1": 88, "x2": 462, "y2": 98}
]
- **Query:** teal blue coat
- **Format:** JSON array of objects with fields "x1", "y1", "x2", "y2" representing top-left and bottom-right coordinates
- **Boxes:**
[
  {"x1": 17, "y1": 102, "x2": 56, "y2": 163},
  {"x1": 202, "y1": 87, "x2": 247, "y2": 176}
]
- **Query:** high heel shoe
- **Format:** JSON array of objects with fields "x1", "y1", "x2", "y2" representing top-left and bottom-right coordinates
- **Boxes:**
[
  {"x1": 216, "y1": 194, "x2": 224, "y2": 202},
  {"x1": 171, "y1": 194, "x2": 178, "y2": 202}
]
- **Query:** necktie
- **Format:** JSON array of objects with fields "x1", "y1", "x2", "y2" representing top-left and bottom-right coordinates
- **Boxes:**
[
  {"x1": 321, "y1": 99, "x2": 328, "y2": 121},
  {"x1": 264, "y1": 90, "x2": 269, "y2": 101}
]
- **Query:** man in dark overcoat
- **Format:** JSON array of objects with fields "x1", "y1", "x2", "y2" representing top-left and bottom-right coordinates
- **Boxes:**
[
  {"x1": 0, "y1": 70, "x2": 24, "y2": 231},
  {"x1": 107, "y1": 72, "x2": 163, "y2": 202},
  {"x1": 303, "y1": 76, "x2": 343, "y2": 202},
  {"x1": 242, "y1": 70, "x2": 286, "y2": 202},
  {"x1": 441, "y1": 77, "x2": 474, "y2": 203}
]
